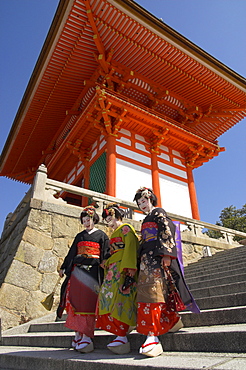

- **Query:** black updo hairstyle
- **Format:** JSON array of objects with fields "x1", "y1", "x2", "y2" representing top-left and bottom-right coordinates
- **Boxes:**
[
  {"x1": 133, "y1": 187, "x2": 158, "y2": 206},
  {"x1": 102, "y1": 203, "x2": 125, "y2": 221},
  {"x1": 80, "y1": 206, "x2": 99, "y2": 224}
]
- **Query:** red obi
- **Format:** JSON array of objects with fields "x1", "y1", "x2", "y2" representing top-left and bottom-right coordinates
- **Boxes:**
[
  {"x1": 141, "y1": 222, "x2": 158, "y2": 242},
  {"x1": 141, "y1": 222, "x2": 158, "y2": 231},
  {"x1": 77, "y1": 241, "x2": 100, "y2": 258}
]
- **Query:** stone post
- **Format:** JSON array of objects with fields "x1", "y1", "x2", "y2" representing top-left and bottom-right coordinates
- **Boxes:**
[{"x1": 31, "y1": 164, "x2": 48, "y2": 201}]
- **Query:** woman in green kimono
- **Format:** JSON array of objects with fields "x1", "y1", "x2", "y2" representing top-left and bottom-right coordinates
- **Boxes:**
[{"x1": 96, "y1": 203, "x2": 139, "y2": 354}]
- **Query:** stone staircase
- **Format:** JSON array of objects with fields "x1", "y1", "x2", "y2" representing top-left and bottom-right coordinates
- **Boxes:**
[{"x1": 1, "y1": 245, "x2": 246, "y2": 369}]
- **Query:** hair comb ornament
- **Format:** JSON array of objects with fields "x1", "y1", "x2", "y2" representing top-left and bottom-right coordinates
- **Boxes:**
[
  {"x1": 136, "y1": 187, "x2": 152, "y2": 199},
  {"x1": 104, "y1": 203, "x2": 119, "y2": 218},
  {"x1": 82, "y1": 206, "x2": 96, "y2": 218}
]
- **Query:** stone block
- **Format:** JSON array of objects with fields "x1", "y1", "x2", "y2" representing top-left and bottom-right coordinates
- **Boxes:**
[
  {"x1": 15, "y1": 241, "x2": 44, "y2": 268},
  {"x1": 53, "y1": 237, "x2": 70, "y2": 257},
  {"x1": 5, "y1": 260, "x2": 42, "y2": 290},
  {"x1": 27, "y1": 209, "x2": 52, "y2": 235},
  {"x1": 25, "y1": 290, "x2": 56, "y2": 319},
  {"x1": 22, "y1": 227, "x2": 53, "y2": 250},
  {"x1": 38, "y1": 251, "x2": 59, "y2": 273},
  {"x1": 0, "y1": 307, "x2": 21, "y2": 331},
  {"x1": 40, "y1": 273, "x2": 60, "y2": 294},
  {"x1": 51, "y1": 213, "x2": 80, "y2": 238},
  {"x1": 0, "y1": 283, "x2": 28, "y2": 311}
]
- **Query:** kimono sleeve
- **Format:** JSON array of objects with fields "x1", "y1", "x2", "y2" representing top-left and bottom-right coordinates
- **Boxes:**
[
  {"x1": 99, "y1": 231, "x2": 110, "y2": 262},
  {"x1": 60, "y1": 233, "x2": 80, "y2": 275},
  {"x1": 153, "y1": 208, "x2": 177, "y2": 258},
  {"x1": 119, "y1": 224, "x2": 139, "y2": 273}
]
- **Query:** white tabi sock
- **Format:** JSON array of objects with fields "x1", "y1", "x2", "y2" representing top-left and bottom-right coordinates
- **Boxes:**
[
  {"x1": 141, "y1": 335, "x2": 159, "y2": 353},
  {"x1": 108, "y1": 336, "x2": 128, "y2": 347}
]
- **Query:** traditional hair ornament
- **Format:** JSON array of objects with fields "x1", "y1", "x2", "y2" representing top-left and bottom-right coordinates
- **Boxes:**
[
  {"x1": 82, "y1": 206, "x2": 96, "y2": 218},
  {"x1": 104, "y1": 202, "x2": 116, "y2": 218},
  {"x1": 136, "y1": 187, "x2": 152, "y2": 199}
]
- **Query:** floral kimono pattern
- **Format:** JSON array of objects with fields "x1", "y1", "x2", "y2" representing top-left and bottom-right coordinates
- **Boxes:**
[
  {"x1": 137, "y1": 207, "x2": 187, "y2": 336},
  {"x1": 96, "y1": 223, "x2": 139, "y2": 335}
]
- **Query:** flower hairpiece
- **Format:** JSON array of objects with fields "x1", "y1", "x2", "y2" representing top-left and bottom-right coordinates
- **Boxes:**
[
  {"x1": 104, "y1": 203, "x2": 118, "y2": 218},
  {"x1": 136, "y1": 187, "x2": 152, "y2": 199},
  {"x1": 82, "y1": 206, "x2": 96, "y2": 218}
]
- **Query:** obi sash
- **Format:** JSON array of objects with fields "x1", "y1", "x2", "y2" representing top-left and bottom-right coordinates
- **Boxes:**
[
  {"x1": 109, "y1": 236, "x2": 124, "y2": 255},
  {"x1": 77, "y1": 241, "x2": 100, "y2": 258},
  {"x1": 141, "y1": 222, "x2": 158, "y2": 242}
]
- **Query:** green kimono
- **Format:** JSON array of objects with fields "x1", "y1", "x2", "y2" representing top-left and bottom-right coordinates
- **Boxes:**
[{"x1": 98, "y1": 223, "x2": 139, "y2": 326}]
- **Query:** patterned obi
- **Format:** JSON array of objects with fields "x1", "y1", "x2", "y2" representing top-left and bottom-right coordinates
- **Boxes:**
[
  {"x1": 77, "y1": 241, "x2": 100, "y2": 259},
  {"x1": 110, "y1": 237, "x2": 124, "y2": 255},
  {"x1": 141, "y1": 222, "x2": 158, "y2": 242}
]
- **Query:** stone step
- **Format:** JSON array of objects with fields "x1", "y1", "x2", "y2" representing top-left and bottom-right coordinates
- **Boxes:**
[
  {"x1": 194, "y1": 292, "x2": 246, "y2": 310},
  {"x1": 184, "y1": 259, "x2": 246, "y2": 275},
  {"x1": 186, "y1": 246, "x2": 245, "y2": 260},
  {"x1": 27, "y1": 305, "x2": 246, "y2": 334},
  {"x1": 186, "y1": 272, "x2": 246, "y2": 290},
  {"x1": 186, "y1": 246, "x2": 245, "y2": 267},
  {"x1": 1, "y1": 346, "x2": 246, "y2": 370},
  {"x1": 2, "y1": 324, "x2": 246, "y2": 353},
  {"x1": 185, "y1": 266, "x2": 245, "y2": 284},
  {"x1": 28, "y1": 321, "x2": 73, "y2": 333},
  {"x1": 191, "y1": 281, "x2": 246, "y2": 299},
  {"x1": 184, "y1": 249, "x2": 246, "y2": 270},
  {"x1": 180, "y1": 306, "x2": 246, "y2": 327}
]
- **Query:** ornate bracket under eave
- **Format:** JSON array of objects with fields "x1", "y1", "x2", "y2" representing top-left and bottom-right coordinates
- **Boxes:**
[
  {"x1": 94, "y1": 86, "x2": 127, "y2": 136},
  {"x1": 66, "y1": 140, "x2": 91, "y2": 162},
  {"x1": 179, "y1": 104, "x2": 246, "y2": 128},
  {"x1": 150, "y1": 128, "x2": 169, "y2": 153},
  {"x1": 185, "y1": 143, "x2": 225, "y2": 168}
]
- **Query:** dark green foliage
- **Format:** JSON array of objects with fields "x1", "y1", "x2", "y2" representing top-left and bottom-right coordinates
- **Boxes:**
[{"x1": 206, "y1": 204, "x2": 246, "y2": 241}]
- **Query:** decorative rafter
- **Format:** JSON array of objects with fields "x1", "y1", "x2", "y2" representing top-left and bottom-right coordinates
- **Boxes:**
[
  {"x1": 84, "y1": 0, "x2": 109, "y2": 73},
  {"x1": 93, "y1": 13, "x2": 243, "y2": 109}
]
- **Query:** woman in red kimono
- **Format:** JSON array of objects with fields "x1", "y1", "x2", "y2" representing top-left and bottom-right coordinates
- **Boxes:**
[
  {"x1": 133, "y1": 187, "x2": 199, "y2": 357},
  {"x1": 58, "y1": 206, "x2": 110, "y2": 353}
]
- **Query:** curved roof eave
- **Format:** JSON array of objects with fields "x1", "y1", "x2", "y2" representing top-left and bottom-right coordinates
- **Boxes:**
[
  {"x1": 111, "y1": 0, "x2": 246, "y2": 89},
  {"x1": 0, "y1": 0, "x2": 72, "y2": 171}
]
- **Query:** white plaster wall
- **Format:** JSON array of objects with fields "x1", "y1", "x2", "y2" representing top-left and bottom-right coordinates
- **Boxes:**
[
  {"x1": 116, "y1": 158, "x2": 152, "y2": 202},
  {"x1": 159, "y1": 174, "x2": 192, "y2": 218}
]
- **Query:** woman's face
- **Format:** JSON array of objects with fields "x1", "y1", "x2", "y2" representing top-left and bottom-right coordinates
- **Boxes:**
[
  {"x1": 105, "y1": 215, "x2": 115, "y2": 228},
  {"x1": 82, "y1": 216, "x2": 94, "y2": 230},
  {"x1": 105, "y1": 215, "x2": 118, "y2": 229},
  {"x1": 137, "y1": 196, "x2": 152, "y2": 213}
]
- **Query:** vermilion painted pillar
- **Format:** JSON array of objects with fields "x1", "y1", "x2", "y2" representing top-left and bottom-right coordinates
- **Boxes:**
[
  {"x1": 106, "y1": 134, "x2": 116, "y2": 196},
  {"x1": 187, "y1": 166, "x2": 200, "y2": 220},
  {"x1": 151, "y1": 150, "x2": 161, "y2": 207},
  {"x1": 82, "y1": 160, "x2": 90, "y2": 207}
]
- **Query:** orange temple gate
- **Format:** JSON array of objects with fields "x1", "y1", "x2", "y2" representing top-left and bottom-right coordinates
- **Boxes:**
[{"x1": 0, "y1": 0, "x2": 245, "y2": 220}]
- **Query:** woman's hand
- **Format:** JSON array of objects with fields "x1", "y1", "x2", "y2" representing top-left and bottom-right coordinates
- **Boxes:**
[
  {"x1": 100, "y1": 260, "x2": 106, "y2": 269},
  {"x1": 162, "y1": 256, "x2": 171, "y2": 267},
  {"x1": 126, "y1": 268, "x2": 136, "y2": 277},
  {"x1": 59, "y1": 269, "x2": 64, "y2": 278}
]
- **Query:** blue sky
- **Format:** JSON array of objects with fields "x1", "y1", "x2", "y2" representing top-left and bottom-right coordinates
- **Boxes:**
[{"x1": 0, "y1": 0, "x2": 245, "y2": 234}]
